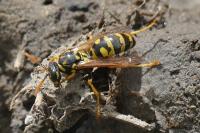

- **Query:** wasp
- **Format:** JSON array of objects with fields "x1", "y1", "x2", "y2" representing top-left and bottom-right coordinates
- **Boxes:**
[{"x1": 34, "y1": 19, "x2": 160, "y2": 117}]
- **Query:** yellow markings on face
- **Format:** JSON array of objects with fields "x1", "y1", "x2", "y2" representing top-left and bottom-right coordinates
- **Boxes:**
[
  {"x1": 95, "y1": 39, "x2": 100, "y2": 45},
  {"x1": 90, "y1": 48, "x2": 98, "y2": 59},
  {"x1": 115, "y1": 33, "x2": 125, "y2": 52},
  {"x1": 58, "y1": 64, "x2": 66, "y2": 72},
  {"x1": 104, "y1": 36, "x2": 115, "y2": 56},
  {"x1": 100, "y1": 47, "x2": 109, "y2": 57}
]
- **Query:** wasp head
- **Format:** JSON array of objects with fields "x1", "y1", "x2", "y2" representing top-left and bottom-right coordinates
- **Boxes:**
[{"x1": 48, "y1": 62, "x2": 61, "y2": 87}]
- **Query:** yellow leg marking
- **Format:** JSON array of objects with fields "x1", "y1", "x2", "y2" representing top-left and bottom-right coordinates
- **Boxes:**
[
  {"x1": 87, "y1": 79, "x2": 101, "y2": 119},
  {"x1": 61, "y1": 73, "x2": 76, "y2": 83},
  {"x1": 130, "y1": 19, "x2": 157, "y2": 35}
]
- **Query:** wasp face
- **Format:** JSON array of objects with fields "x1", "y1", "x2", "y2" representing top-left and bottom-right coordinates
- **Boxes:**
[
  {"x1": 58, "y1": 51, "x2": 81, "y2": 74},
  {"x1": 48, "y1": 62, "x2": 61, "y2": 87}
]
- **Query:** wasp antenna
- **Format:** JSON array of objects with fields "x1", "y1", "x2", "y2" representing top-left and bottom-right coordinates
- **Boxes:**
[
  {"x1": 34, "y1": 74, "x2": 48, "y2": 96},
  {"x1": 130, "y1": 18, "x2": 157, "y2": 35},
  {"x1": 34, "y1": 65, "x2": 48, "y2": 73}
]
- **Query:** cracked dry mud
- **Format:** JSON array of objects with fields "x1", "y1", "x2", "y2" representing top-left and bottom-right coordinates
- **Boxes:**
[{"x1": 1, "y1": 0, "x2": 200, "y2": 133}]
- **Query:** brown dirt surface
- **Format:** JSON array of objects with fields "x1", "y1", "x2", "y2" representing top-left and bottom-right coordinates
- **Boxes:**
[{"x1": 1, "y1": 0, "x2": 200, "y2": 133}]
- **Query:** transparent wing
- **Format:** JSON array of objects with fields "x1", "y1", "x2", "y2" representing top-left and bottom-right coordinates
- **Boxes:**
[{"x1": 77, "y1": 55, "x2": 142, "y2": 69}]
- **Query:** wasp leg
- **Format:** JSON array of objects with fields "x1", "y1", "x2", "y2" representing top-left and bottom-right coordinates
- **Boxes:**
[
  {"x1": 34, "y1": 74, "x2": 48, "y2": 96},
  {"x1": 87, "y1": 79, "x2": 101, "y2": 119},
  {"x1": 131, "y1": 60, "x2": 160, "y2": 68},
  {"x1": 61, "y1": 72, "x2": 76, "y2": 83},
  {"x1": 130, "y1": 18, "x2": 157, "y2": 35}
]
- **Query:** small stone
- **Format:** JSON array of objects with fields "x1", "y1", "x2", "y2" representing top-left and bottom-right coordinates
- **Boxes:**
[{"x1": 25, "y1": 115, "x2": 34, "y2": 125}]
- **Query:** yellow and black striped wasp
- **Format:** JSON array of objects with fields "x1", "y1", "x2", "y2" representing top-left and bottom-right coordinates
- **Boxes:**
[{"x1": 34, "y1": 19, "x2": 160, "y2": 118}]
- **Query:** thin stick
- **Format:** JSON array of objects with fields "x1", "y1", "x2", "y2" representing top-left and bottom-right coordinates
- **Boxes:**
[
  {"x1": 103, "y1": 111, "x2": 155, "y2": 131},
  {"x1": 126, "y1": 0, "x2": 146, "y2": 25}
]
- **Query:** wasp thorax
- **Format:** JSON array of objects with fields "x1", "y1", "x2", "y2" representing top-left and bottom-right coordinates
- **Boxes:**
[{"x1": 58, "y1": 51, "x2": 81, "y2": 69}]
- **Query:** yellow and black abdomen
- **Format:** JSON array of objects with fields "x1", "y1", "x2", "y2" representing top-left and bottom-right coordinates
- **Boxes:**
[{"x1": 89, "y1": 33, "x2": 136, "y2": 59}]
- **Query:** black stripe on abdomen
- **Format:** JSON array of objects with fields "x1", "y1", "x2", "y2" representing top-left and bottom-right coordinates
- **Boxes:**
[
  {"x1": 120, "y1": 33, "x2": 132, "y2": 51},
  {"x1": 107, "y1": 34, "x2": 122, "y2": 55}
]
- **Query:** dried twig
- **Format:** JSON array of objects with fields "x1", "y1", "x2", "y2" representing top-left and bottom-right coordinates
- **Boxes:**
[
  {"x1": 10, "y1": 84, "x2": 32, "y2": 110},
  {"x1": 103, "y1": 111, "x2": 155, "y2": 131},
  {"x1": 14, "y1": 49, "x2": 25, "y2": 71},
  {"x1": 126, "y1": 0, "x2": 146, "y2": 25},
  {"x1": 24, "y1": 51, "x2": 41, "y2": 64}
]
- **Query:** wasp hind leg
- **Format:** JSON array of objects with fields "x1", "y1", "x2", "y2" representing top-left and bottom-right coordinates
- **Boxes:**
[
  {"x1": 87, "y1": 79, "x2": 101, "y2": 119},
  {"x1": 133, "y1": 60, "x2": 160, "y2": 68},
  {"x1": 130, "y1": 18, "x2": 157, "y2": 35}
]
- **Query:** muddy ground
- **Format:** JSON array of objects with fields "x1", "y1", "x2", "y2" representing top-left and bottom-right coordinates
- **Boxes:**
[{"x1": 1, "y1": 0, "x2": 200, "y2": 133}]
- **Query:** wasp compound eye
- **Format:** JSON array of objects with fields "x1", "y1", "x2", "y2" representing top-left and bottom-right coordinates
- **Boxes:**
[{"x1": 48, "y1": 62, "x2": 61, "y2": 87}]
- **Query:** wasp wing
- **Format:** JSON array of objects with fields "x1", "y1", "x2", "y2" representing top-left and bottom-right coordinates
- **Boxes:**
[{"x1": 76, "y1": 55, "x2": 143, "y2": 69}]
